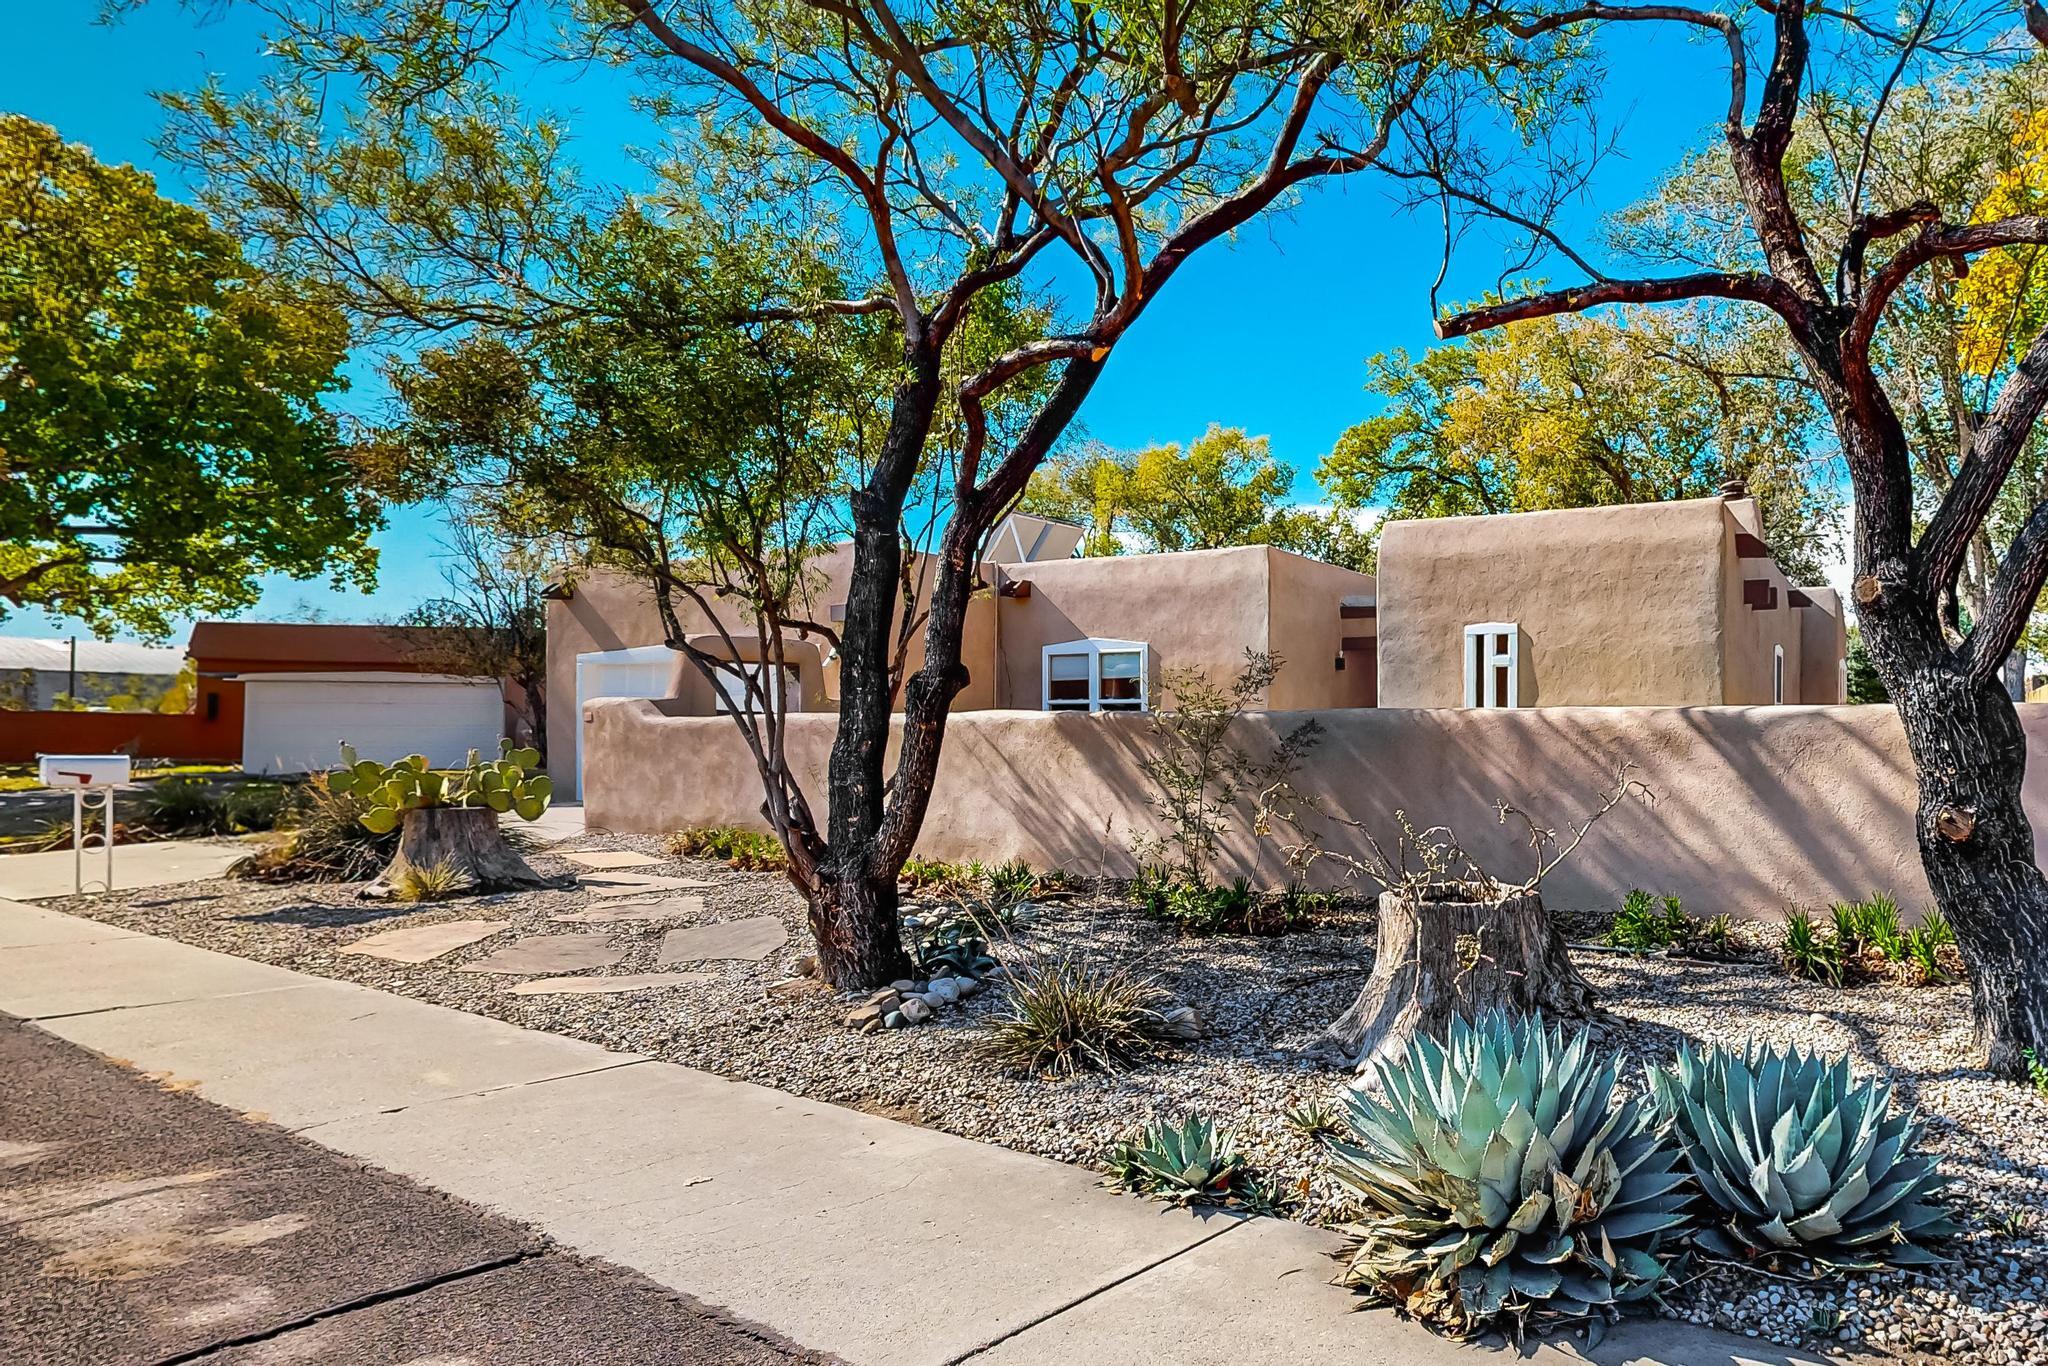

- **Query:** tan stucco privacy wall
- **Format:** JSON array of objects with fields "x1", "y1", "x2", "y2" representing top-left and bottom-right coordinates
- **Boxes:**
[{"x1": 583, "y1": 700, "x2": 2048, "y2": 917}]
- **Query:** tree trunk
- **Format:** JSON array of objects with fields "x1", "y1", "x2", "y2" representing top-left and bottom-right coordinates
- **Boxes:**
[
  {"x1": 363, "y1": 806, "x2": 559, "y2": 899},
  {"x1": 1327, "y1": 884, "x2": 1595, "y2": 1072},
  {"x1": 1866, "y1": 616, "x2": 2048, "y2": 1074},
  {"x1": 807, "y1": 866, "x2": 914, "y2": 987}
]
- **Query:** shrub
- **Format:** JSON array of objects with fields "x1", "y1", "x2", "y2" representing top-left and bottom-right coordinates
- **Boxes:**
[
  {"x1": 910, "y1": 911, "x2": 994, "y2": 978},
  {"x1": 1102, "y1": 1114, "x2": 1279, "y2": 1212},
  {"x1": 1606, "y1": 890, "x2": 1690, "y2": 951},
  {"x1": 1781, "y1": 909, "x2": 1843, "y2": 986},
  {"x1": 668, "y1": 825, "x2": 787, "y2": 871},
  {"x1": 900, "y1": 856, "x2": 975, "y2": 894},
  {"x1": 976, "y1": 953, "x2": 1180, "y2": 1076},
  {"x1": 1138, "y1": 874, "x2": 1304, "y2": 936},
  {"x1": 142, "y1": 776, "x2": 230, "y2": 835},
  {"x1": 230, "y1": 774, "x2": 398, "y2": 883},
  {"x1": 984, "y1": 856, "x2": 1038, "y2": 909},
  {"x1": 221, "y1": 782, "x2": 290, "y2": 833},
  {"x1": 1831, "y1": 893, "x2": 1902, "y2": 958},
  {"x1": 2024, "y1": 1047, "x2": 2048, "y2": 1098},
  {"x1": 388, "y1": 858, "x2": 468, "y2": 902},
  {"x1": 1330, "y1": 1011, "x2": 1688, "y2": 1338},
  {"x1": 1650, "y1": 1039, "x2": 1959, "y2": 1271}
]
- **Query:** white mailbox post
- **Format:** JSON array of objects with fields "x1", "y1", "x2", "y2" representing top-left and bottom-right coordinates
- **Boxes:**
[{"x1": 36, "y1": 754, "x2": 133, "y2": 894}]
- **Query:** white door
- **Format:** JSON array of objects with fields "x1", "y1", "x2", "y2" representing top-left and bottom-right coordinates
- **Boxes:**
[
  {"x1": 243, "y1": 676, "x2": 505, "y2": 775},
  {"x1": 575, "y1": 645, "x2": 673, "y2": 799}
]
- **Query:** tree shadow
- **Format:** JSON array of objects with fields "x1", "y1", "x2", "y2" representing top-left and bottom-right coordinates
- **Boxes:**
[{"x1": 232, "y1": 902, "x2": 416, "y2": 929}]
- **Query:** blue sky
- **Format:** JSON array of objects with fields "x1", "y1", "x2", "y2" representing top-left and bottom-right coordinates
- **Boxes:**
[{"x1": 7, "y1": 3, "x2": 1733, "y2": 642}]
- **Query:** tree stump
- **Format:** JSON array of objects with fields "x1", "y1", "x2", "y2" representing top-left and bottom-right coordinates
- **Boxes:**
[
  {"x1": 1325, "y1": 883, "x2": 1595, "y2": 1072},
  {"x1": 362, "y1": 806, "x2": 561, "y2": 899}
]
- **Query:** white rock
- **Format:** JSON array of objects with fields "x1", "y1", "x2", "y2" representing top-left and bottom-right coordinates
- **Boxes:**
[{"x1": 901, "y1": 997, "x2": 933, "y2": 1024}]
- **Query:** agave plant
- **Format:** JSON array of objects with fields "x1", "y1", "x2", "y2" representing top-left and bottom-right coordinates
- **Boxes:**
[
  {"x1": 1328, "y1": 1012, "x2": 1689, "y2": 1338},
  {"x1": 1102, "y1": 1114, "x2": 1280, "y2": 1213},
  {"x1": 1650, "y1": 1040, "x2": 1958, "y2": 1271}
]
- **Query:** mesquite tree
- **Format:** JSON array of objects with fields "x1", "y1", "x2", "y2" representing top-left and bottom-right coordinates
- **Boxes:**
[
  {"x1": 1415, "y1": 0, "x2": 2048, "y2": 1074},
  {"x1": 160, "y1": 0, "x2": 1479, "y2": 987}
]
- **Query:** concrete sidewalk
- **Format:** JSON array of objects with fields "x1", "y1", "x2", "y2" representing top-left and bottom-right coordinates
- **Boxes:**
[
  {"x1": 0, "y1": 899, "x2": 1827, "y2": 1366},
  {"x1": 0, "y1": 837, "x2": 249, "y2": 901}
]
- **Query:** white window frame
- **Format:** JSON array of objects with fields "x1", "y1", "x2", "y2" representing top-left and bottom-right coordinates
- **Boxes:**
[
  {"x1": 712, "y1": 661, "x2": 801, "y2": 716},
  {"x1": 1463, "y1": 623, "x2": 1521, "y2": 709},
  {"x1": 574, "y1": 644, "x2": 673, "y2": 801},
  {"x1": 1041, "y1": 638, "x2": 1149, "y2": 714},
  {"x1": 1773, "y1": 645, "x2": 1786, "y2": 705}
]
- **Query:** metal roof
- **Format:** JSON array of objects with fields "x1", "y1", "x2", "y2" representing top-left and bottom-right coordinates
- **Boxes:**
[{"x1": 0, "y1": 636, "x2": 185, "y2": 676}]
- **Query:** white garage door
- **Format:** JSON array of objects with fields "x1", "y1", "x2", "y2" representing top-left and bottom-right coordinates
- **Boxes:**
[{"x1": 241, "y1": 673, "x2": 506, "y2": 776}]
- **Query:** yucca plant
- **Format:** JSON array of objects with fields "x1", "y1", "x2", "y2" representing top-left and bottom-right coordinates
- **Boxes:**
[
  {"x1": 388, "y1": 858, "x2": 469, "y2": 903},
  {"x1": 1607, "y1": 890, "x2": 1689, "y2": 951},
  {"x1": 1103, "y1": 1114, "x2": 1280, "y2": 1212},
  {"x1": 1650, "y1": 1040, "x2": 1958, "y2": 1271},
  {"x1": 976, "y1": 952, "x2": 1177, "y2": 1076},
  {"x1": 1329, "y1": 1012, "x2": 1689, "y2": 1338}
]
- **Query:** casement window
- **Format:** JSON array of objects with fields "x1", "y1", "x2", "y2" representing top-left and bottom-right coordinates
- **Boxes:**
[
  {"x1": 1042, "y1": 638, "x2": 1149, "y2": 713},
  {"x1": 713, "y1": 662, "x2": 800, "y2": 715},
  {"x1": 1773, "y1": 645, "x2": 1786, "y2": 705},
  {"x1": 1463, "y1": 623, "x2": 1521, "y2": 709}
]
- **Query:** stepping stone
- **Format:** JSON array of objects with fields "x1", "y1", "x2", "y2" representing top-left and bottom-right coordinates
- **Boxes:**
[
  {"x1": 551, "y1": 896, "x2": 704, "y2": 925},
  {"x1": 456, "y1": 934, "x2": 625, "y2": 975},
  {"x1": 581, "y1": 872, "x2": 716, "y2": 896},
  {"x1": 559, "y1": 850, "x2": 660, "y2": 870},
  {"x1": 658, "y1": 917, "x2": 787, "y2": 964},
  {"x1": 509, "y1": 971, "x2": 716, "y2": 996},
  {"x1": 340, "y1": 920, "x2": 506, "y2": 965}
]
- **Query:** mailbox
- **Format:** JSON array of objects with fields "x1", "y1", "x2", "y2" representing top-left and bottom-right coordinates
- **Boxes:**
[{"x1": 37, "y1": 754, "x2": 133, "y2": 788}]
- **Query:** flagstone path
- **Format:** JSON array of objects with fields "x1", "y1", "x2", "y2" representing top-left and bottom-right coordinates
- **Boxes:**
[
  {"x1": 552, "y1": 895, "x2": 705, "y2": 924},
  {"x1": 559, "y1": 849, "x2": 661, "y2": 870},
  {"x1": 340, "y1": 919, "x2": 507, "y2": 964},
  {"x1": 457, "y1": 934, "x2": 626, "y2": 975},
  {"x1": 510, "y1": 971, "x2": 718, "y2": 996},
  {"x1": 657, "y1": 917, "x2": 788, "y2": 963}
]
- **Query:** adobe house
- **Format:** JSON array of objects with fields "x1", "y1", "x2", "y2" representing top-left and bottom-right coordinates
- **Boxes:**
[
  {"x1": 1373, "y1": 484, "x2": 1846, "y2": 708},
  {"x1": 546, "y1": 518, "x2": 1378, "y2": 793}
]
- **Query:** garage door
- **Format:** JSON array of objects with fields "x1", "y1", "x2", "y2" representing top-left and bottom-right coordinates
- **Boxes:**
[{"x1": 241, "y1": 674, "x2": 506, "y2": 775}]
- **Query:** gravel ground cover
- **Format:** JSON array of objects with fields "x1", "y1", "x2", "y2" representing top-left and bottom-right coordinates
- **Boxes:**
[{"x1": 40, "y1": 831, "x2": 2047, "y2": 1364}]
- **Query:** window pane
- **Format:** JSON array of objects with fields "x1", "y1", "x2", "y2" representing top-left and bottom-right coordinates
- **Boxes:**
[
  {"x1": 1046, "y1": 698, "x2": 1090, "y2": 711},
  {"x1": 1099, "y1": 651, "x2": 1140, "y2": 679},
  {"x1": 1047, "y1": 677, "x2": 1089, "y2": 702},
  {"x1": 1099, "y1": 698, "x2": 1143, "y2": 711},
  {"x1": 1100, "y1": 675, "x2": 1142, "y2": 702},
  {"x1": 1048, "y1": 653, "x2": 1089, "y2": 681}
]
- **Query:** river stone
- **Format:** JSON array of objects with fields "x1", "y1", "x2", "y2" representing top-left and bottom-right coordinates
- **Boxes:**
[
  {"x1": 656, "y1": 918, "x2": 787, "y2": 963},
  {"x1": 551, "y1": 896, "x2": 704, "y2": 924},
  {"x1": 899, "y1": 997, "x2": 933, "y2": 1025},
  {"x1": 509, "y1": 971, "x2": 716, "y2": 996},
  {"x1": 559, "y1": 849, "x2": 662, "y2": 870},
  {"x1": 457, "y1": 934, "x2": 626, "y2": 975},
  {"x1": 340, "y1": 920, "x2": 506, "y2": 964}
]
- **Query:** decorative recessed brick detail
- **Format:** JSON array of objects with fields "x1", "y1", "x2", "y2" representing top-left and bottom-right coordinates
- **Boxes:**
[
  {"x1": 1788, "y1": 589, "x2": 1814, "y2": 608},
  {"x1": 1743, "y1": 579, "x2": 1780, "y2": 610},
  {"x1": 1341, "y1": 635, "x2": 1374, "y2": 652},
  {"x1": 1734, "y1": 531, "x2": 1773, "y2": 559},
  {"x1": 1339, "y1": 603, "x2": 1377, "y2": 619}
]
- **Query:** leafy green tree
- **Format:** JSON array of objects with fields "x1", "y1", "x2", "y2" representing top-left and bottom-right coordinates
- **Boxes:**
[
  {"x1": 1025, "y1": 426, "x2": 1374, "y2": 570},
  {"x1": 1320, "y1": 309, "x2": 1838, "y2": 583},
  {"x1": 159, "y1": 0, "x2": 1478, "y2": 986},
  {"x1": 0, "y1": 114, "x2": 378, "y2": 639},
  {"x1": 1845, "y1": 629, "x2": 1889, "y2": 705}
]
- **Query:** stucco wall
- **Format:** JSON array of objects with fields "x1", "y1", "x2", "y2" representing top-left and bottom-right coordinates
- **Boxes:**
[
  {"x1": 583, "y1": 701, "x2": 2048, "y2": 917},
  {"x1": 1264, "y1": 549, "x2": 1378, "y2": 709},
  {"x1": 1800, "y1": 589, "x2": 1848, "y2": 704},
  {"x1": 1377, "y1": 500, "x2": 1730, "y2": 707},
  {"x1": 990, "y1": 546, "x2": 1275, "y2": 707}
]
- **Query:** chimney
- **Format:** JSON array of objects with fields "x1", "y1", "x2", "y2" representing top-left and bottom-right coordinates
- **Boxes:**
[{"x1": 1719, "y1": 477, "x2": 1749, "y2": 500}]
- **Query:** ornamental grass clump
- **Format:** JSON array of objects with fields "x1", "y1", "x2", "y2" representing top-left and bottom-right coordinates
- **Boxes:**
[
  {"x1": 975, "y1": 953, "x2": 1178, "y2": 1077},
  {"x1": 1650, "y1": 1040, "x2": 1959, "y2": 1272},
  {"x1": 1329, "y1": 1011, "x2": 1689, "y2": 1339}
]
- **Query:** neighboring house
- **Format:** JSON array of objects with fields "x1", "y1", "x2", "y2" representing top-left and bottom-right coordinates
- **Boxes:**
[
  {"x1": 0, "y1": 637, "x2": 183, "y2": 710},
  {"x1": 546, "y1": 516, "x2": 1379, "y2": 794},
  {"x1": 1374, "y1": 485, "x2": 1846, "y2": 708},
  {"x1": 188, "y1": 622, "x2": 512, "y2": 775}
]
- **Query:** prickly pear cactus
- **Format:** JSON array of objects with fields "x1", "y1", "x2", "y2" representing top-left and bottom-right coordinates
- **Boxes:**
[{"x1": 330, "y1": 740, "x2": 554, "y2": 835}]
